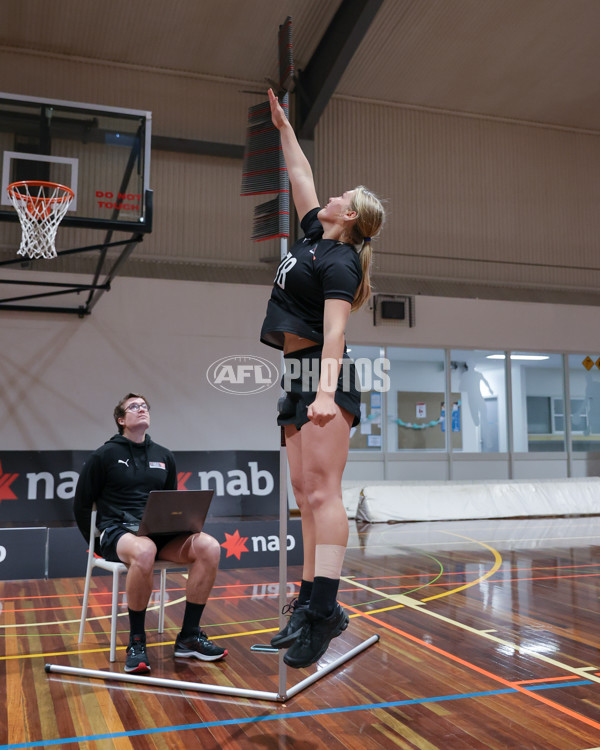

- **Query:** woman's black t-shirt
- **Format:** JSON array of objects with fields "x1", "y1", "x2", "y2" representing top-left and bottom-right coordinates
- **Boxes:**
[{"x1": 260, "y1": 207, "x2": 362, "y2": 350}]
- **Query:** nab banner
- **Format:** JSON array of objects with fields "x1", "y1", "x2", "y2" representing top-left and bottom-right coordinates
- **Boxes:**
[
  {"x1": 0, "y1": 450, "x2": 279, "y2": 525},
  {"x1": 206, "y1": 518, "x2": 303, "y2": 570},
  {"x1": 0, "y1": 528, "x2": 47, "y2": 580},
  {"x1": 0, "y1": 520, "x2": 303, "y2": 580},
  {"x1": 174, "y1": 451, "x2": 279, "y2": 518}
]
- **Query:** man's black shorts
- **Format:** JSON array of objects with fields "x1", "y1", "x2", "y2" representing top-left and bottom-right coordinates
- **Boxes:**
[
  {"x1": 277, "y1": 345, "x2": 361, "y2": 431},
  {"x1": 98, "y1": 524, "x2": 184, "y2": 563}
]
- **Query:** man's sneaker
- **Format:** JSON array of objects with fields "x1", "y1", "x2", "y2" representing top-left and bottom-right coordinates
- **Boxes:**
[
  {"x1": 124, "y1": 634, "x2": 151, "y2": 674},
  {"x1": 283, "y1": 603, "x2": 349, "y2": 669},
  {"x1": 174, "y1": 628, "x2": 227, "y2": 662},
  {"x1": 270, "y1": 598, "x2": 309, "y2": 649}
]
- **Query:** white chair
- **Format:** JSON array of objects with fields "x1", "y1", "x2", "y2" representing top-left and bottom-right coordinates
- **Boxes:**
[{"x1": 78, "y1": 506, "x2": 186, "y2": 662}]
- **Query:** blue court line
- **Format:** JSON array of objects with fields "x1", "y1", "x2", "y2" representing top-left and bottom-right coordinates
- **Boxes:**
[{"x1": 0, "y1": 680, "x2": 592, "y2": 749}]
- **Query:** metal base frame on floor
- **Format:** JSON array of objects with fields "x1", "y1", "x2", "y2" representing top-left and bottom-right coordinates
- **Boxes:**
[{"x1": 45, "y1": 635, "x2": 379, "y2": 702}]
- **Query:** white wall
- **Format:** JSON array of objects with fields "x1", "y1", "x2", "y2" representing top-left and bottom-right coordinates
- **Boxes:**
[
  {"x1": 3, "y1": 279, "x2": 600, "y2": 484},
  {"x1": 346, "y1": 295, "x2": 600, "y2": 353},
  {"x1": 0, "y1": 276, "x2": 279, "y2": 451}
]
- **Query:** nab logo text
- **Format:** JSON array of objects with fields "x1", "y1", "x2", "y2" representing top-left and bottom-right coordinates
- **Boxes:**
[{"x1": 206, "y1": 355, "x2": 279, "y2": 395}]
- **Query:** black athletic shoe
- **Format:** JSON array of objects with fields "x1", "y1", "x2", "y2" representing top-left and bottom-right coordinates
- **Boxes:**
[
  {"x1": 124, "y1": 634, "x2": 151, "y2": 674},
  {"x1": 283, "y1": 603, "x2": 349, "y2": 669},
  {"x1": 174, "y1": 628, "x2": 227, "y2": 661},
  {"x1": 270, "y1": 598, "x2": 309, "y2": 649}
]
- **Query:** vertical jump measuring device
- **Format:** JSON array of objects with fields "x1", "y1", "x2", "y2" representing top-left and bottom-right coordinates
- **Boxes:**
[{"x1": 46, "y1": 18, "x2": 378, "y2": 701}]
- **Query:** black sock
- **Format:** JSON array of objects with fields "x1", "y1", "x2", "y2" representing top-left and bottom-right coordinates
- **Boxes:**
[
  {"x1": 128, "y1": 608, "x2": 146, "y2": 638},
  {"x1": 180, "y1": 601, "x2": 206, "y2": 637},
  {"x1": 297, "y1": 579, "x2": 313, "y2": 606},
  {"x1": 309, "y1": 577, "x2": 340, "y2": 617}
]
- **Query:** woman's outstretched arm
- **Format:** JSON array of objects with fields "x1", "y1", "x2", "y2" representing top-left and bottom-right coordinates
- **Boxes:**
[{"x1": 268, "y1": 88, "x2": 319, "y2": 220}]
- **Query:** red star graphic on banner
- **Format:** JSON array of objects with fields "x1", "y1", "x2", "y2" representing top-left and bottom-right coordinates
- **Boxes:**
[
  {"x1": 221, "y1": 530, "x2": 249, "y2": 560},
  {"x1": 0, "y1": 460, "x2": 19, "y2": 501}
]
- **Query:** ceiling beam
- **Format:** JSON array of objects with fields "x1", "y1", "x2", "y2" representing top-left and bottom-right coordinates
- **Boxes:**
[
  {"x1": 151, "y1": 135, "x2": 244, "y2": 159},
  {"x1": 296, "y1": 0, "x2": 384, "y2": 139}
]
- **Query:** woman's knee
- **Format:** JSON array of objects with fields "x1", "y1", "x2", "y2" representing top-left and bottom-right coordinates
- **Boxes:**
[
  {"x1": 291, "y1": 480, "x2": 308, "y2": 511},
  {"x1": 304, "y1": 485, "x2": 343, "y2": 514}
]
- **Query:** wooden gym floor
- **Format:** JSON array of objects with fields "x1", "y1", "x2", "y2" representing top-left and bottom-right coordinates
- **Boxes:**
[{"x1": 3, "y1": 516, "x2": 600, "y2": 749}]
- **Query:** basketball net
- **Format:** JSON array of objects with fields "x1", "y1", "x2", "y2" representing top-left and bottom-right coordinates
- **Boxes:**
[{"x1": 7, "y1": 180, "x2": 74, "y2": 260}]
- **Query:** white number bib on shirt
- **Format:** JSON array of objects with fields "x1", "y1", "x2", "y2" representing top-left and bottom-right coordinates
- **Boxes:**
[{"x1": 274, "y1": 253, "x2": 297, "y2": 289}]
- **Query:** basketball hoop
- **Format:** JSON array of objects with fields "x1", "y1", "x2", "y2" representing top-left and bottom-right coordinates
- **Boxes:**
[{"x1": 7, "y1": 180, "x2": 74, "y2": 259}]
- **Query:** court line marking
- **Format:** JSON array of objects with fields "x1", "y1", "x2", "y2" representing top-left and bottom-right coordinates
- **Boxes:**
[
  {"x1": 0, "y1": 596, "x2": 187, "y2": 630},
  {"x1": 0, "y1": 611, "x2": 391, "y2": 661},
  {"x1": 8, "y1": 566, "x2": 600, "y2": 616},
  {"x1": 341, "y1": 602, "x2": 600, "y2": 733},
  {"x1": 0, "y1": 529, "x2": 588, "y2": 672},
  {"x1": 515, "y1": 675, "x2": 582, "y2": 685},
  {"x1": 4, "y1": 560, "x2": 600, "y2": 604},
  {"x1": 340, "y1": 579, "x2": 600, "y2": 686},
  {"x1": 1, "y1": 679, "x2": 596, "y2": 749},
  {"x1": 421, "y1": 531, "x2": 503, "y2": 600},
  {"x1": 342, "y1": 530, "x2": 502, "y2": 608},
  {"x1": 0, "y1": 531, "x2": 497, "y2": 655},
  {"x1": 0, "y1": 629, "x2": 238, "y2": 662},
  {"x1": 349, "y1": 533, "x2": 600, "y2": 550},
  {"x1": 342, "y1": 528, "x2": 600, "y2": 688},
  {"x1": 4, "y1": 535, "x2": 600, "y2": 744}
]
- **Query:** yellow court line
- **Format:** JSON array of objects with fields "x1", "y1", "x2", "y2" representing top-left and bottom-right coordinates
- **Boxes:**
[
  {"x1": 0, "y1": 572, "x2": 192, "y2": 631},
  {"x1": 391, "y1": 592, "x2": 600, "y2": 685},
  {"x1": 343, "y1": 530, "x2": 502, "y2": 606},
  {"x1": 341, "y1": 533, "x2": 600, "y2": 687},
  {"x1": 0, "y1": 627, "x2": 271, "y2": 662},
  {"x1": 421, "y1": 531, "x2": 503, "y2": 601},
  {"x1": 0, "y1": 596, "x2": 187, "y2": 630}
]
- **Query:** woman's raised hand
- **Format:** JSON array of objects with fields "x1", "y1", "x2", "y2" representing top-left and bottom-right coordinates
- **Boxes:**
[{"x1": 268, "y1": 88, "x2": 288, "y2": 130}]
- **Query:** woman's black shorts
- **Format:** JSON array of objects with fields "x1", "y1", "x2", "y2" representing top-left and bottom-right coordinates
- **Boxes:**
[{"x1": 277, "y1": 345, "x2": 361, "y2": 431}]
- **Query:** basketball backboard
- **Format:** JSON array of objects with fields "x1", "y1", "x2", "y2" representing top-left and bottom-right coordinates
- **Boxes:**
[
  {"x1": 0, "y1": 92, "x2": 152, "y2": 230},
  {"x1": 0, "y1": 93, "x2": 152, "y2": 315}
]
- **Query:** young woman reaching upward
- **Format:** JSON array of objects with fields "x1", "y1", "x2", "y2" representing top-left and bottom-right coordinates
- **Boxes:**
[{"x1": 260, "y1": 89, "x2": 385, "y2": 669}]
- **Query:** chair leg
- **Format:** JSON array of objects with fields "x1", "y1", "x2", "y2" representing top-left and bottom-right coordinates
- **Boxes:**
[
  {"x1": 109, "y1": 568, "x2": 121, "y2": 663},
  {"x1": 78, "y1": 557, "x2": 94, "y2": 644},
  {"x1": 158, "y1": 568, "x2": 167, "y2": 634}
]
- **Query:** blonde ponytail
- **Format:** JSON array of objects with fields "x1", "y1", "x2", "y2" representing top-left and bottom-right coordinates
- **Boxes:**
[
  {"x1": 352, "y1": 241, "x2": 372, "y2": 311},
  {"x1": 346, "y1": 186, "x2": 385, "y2": 311}
]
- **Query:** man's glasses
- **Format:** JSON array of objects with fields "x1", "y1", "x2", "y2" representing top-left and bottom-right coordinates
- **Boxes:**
[{"x1": 125, "y1": 402, "x2": 150, "y2": 413}]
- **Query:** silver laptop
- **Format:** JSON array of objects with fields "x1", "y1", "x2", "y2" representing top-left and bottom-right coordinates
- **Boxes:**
[{"x1": 137, "y1": 490, "x2": 214, "y2": 536}]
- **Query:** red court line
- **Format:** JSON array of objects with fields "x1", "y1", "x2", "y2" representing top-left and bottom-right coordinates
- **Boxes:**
[
  {"x1": 514, "y1": 675, "x2": 583, "y2": 686},
  {"x1": 355, "y1": 562, "x2": 600, "y2": 578},
  {"x1": 0, "y1": 579, "x2": 302, "y2": 603},
  {"x1": 342, "y1": 602, "x2": 600, "y2": 733},
  {"x1": 4, "y1": 562, "x2": 600, "y2": 604},
  {"x1": 4, "y1": 569, "x2": 600, "y2": 614},
  {"x1": 375, "y1": 571, "x2": 600, "y2": 591},
  {"x1": 4, "y1": 588, "x2": 311, "y2": 614}
]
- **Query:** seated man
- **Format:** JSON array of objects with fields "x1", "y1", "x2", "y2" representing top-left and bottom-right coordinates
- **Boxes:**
[{"x1": 74, "y1": 392, "x2": 227, "y2": 674}]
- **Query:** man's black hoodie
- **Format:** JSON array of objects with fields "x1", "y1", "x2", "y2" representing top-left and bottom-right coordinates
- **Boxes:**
[{"x1": 74, "y1": 434, "x2": 177, "y2": 542}]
